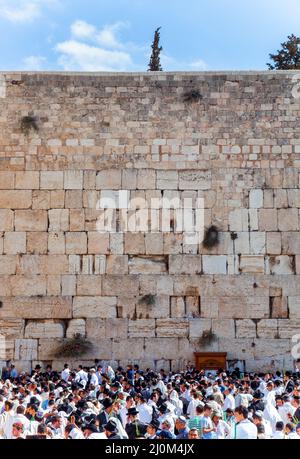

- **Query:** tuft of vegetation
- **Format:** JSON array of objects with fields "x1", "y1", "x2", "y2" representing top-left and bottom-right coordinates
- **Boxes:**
[
  {"x1": 20, "y1": 116, "x2": 39, "y2": 136},
  {"x1": 54, "y1": 334, "x2": 93, "y2": 358},
  {"x1": 202, "y1": 225, "x2": 220, "y2": 249},
  {"x1": 267, "y1": 34, "x2": 300, "y2": 70},
  {"x1": 183, "y1": 89, "x2": 202, "y2": 103},
  {"x1": 197, "y1": 329, "x2": 217, "y2": 346},
  {"x1": 148, "y1": 27, "x2": 163, "y2": 71},
  {"x1": 138, "y1": 294, "x2": 156, "y2": 306}
]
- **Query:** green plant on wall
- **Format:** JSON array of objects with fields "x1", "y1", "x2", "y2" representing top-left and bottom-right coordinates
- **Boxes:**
[
  {"x1": 197, "y1": 329, "x2": 217, "y2": 346},
  {"x1": 138, "y1": 294, "x2": 156, "y2": 306},
  {"x1": 54, "y1": 334, "x2": 93, "y2": 358},
  {"x1": 20, "y1": 116, "x2": 39, "y2": 136}
]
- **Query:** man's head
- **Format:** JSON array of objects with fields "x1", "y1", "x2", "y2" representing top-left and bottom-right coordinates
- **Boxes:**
[
  {"x1": 203, "y1": 404, "x2": 212, "y2": 417},
  {"x1": 234, "y1": 406, "x2": 249, "y2": 423},
  {"x1": 12, "y1": 422, "x2": 24, "y2": 438},
  {"x1": 175, "y1": 416, "x2": 187, "y2": 431},
  {"x1": 188, "y1": 428, "x2": 199, "y2": 439}
]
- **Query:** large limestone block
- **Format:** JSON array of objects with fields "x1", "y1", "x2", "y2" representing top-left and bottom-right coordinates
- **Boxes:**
[
  {"x1": 268, "y1": 256, "x2": 295, "y2": 275},
  {"x1": 169, "y1": 255, "x2": 201, "y2": 275},
  {"x1": 25, "y1": 321, "x2": 65, "y2": 339},
  {"x1": 110, "y1": 233, "x2": 124, "y2": 254},
  {"x1": 257, "y1": 319, "x2": 278, "y2": 339},
  {"x1": 202, "y1": 255, "x2": 227, "y2": 274},
  {"x1": 128, "y1": 319, "x2": 155, "y2": 338},
  {"x1": 86, "y1": 318, "x2": 105, "y2": 339},
  {"x1": 250, "y1": 232, "x2": 266, "y2": 255},
  {"x1": 253, "y1": 339, "x2": 291, "y2": 358},
  {"x1": 11, "y1": 276, "x2": 47, "y2": 296},
  {"x1": 112, "y1": 338, "x2": 145, "y2": 360},
  {"x1": 278, "y1": 209, "x2": 299, "y2": 231},
  {"x1": 65, "y1": 191, "x2": 83, "y2": 209},
  {"x1": 64, "y1": 171, "x2": 83, "y2": 190},
  {"x1": 266, "y1": 233, "x2": 282, "y2": 255},
  {"x1": 15, "y1": 339, "x2": 38, "y2": 360},
  {"x1": 212, "y1": 319, "x2": 235, "y2": 338},
  {"x1": 157, "y1": 170, "x2": 178, "y2": 190},
  {"x1": 189, "y1": 318, "x2": 212, "y2": 338},
  {"x1": 66, "y1": 319, "x2": 85, "y2": 338},
  {"x1": 40, "y1": 171, "x2": 64, "y2": 190},
  {"x1": 106, "y1": 255, "x2": 128, "y2": 274},
  {"x1": 102, "y1": 275, "x2": 139, "y2": 295},
  {"x1": 32, "y1": 191, "x2": 50, "y2": 210},
  {"x1": 204, "y1": 296, "x2": 269, "y2": 319},
  {"x1": 0, "y1": 297, "x2": 72, "y2": 319},
  {"x1": 15, "y1": 172, "x2": 39, "y2": 190},
  {"x1": 282, "y1": 233, "x2": 300, "y2": 254},
  {"x1": 116, "y1": 297, "x2": 136, "y2": 319},
  {"x1": 105, "y1": 319, "x2": 128, "y2": 339},
  {"x1": 217, "y1": 338, "x2": 254, "y2": 360},
  {"x1": 288, "y1": 297, "x2": 300, "y2": 319},
  {"x1": 170, "y1": 297, "x2": 185, "y2": 318},
  {"x1": 122, "y1": 169, "x2": 137, "y2": 190},
  {"x1": 0, "y1": 255, "x2": 17, "y2": 274},
  {"x1": 15, "y1": 210, "x2": 48, "y2": 231},
  {"x1": 156, "y1": 319, "x2": 189, "y2": 337},
  {"x1": 0, "y1": 210, "x2": 14, "y2": 231},
  {"x1": 249, "y1": 189, "x2": 263, "y2": 208},
  {"x1": 88, "y1": 232, "x2": 109, "y2": 254},
  {"x1": 145, "y1": 233, "x2": 164, "y2": 255},
  {"x1": 27, "y1": 232, "x2": 48, "y2": 254},
  {"x1": 235, "y1": 319, "x2": 257, "y2": 338},
  {"x1": 229, "y1": 209, "x2": 258, "y2": 231},
  {"x1": 124, "y1": 233, "x2": 145, "y2": 255},
  {"x1": 48, "y1": 209, "x2": 69, "y2": 231},
  {"x1": 136, "y1": 295, "x2": 170, "y2": 319},
  {"x1": 0, "y1": 191, "x2": 31, "y2": 209},
  {"x1": 66, "y1": 232, "x2": 87, "y2": 254},
  {"x1": 179, "y1": 171, "x2": 211, "y2": 190},
  {"x1": 156, "y1": 276, "x2": 174, "y2": 295},
  {"x1": 137, "y1": 169, "x2": 156, "y2": 189},
  {"x1": 239, "y1": 256, "x2": 265, "y2": 273},
  {"x1": 144, "y1": 338, "x2": 179, "y2": 360},
  {"x1": 48, "y1": 233, "x2": 65, "y2": 254},
  {"x1": 73, "y1": 296, "x2": 117, "y2": 318},
  {"x1": 0, "y1": 172, "x2": 14, "y2": 189},
  {"x1": 0, "y1": 318, "x2": 25, "y2": 338},
  {"x1": 129, "y1": 256, "x2": 167, "y2": 274},
  {"x1": 77, "y1": 275, "x2": 102, "y2": 295},
  {"x1": 19, "y1": 255, "x2": 69, "y2": 274},
  {"x1": 258, "y1": 209, "x2": 278, "y2": 231},
  {"x1": 278, "y1": 319, "x2": 300, "y2": 339},
  {"x1": 96, "y1": 170, "x2": 121, "y2": 190}
]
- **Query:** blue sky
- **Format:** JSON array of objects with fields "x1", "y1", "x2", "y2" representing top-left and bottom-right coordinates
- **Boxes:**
[{"x1": 1, "y1": 0, "x2": 300, "y2": 71}]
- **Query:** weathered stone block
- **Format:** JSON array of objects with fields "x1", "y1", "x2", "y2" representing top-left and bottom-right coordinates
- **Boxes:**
[
  {"x1": 202, "y1": 255, "x2": 227, "y2": 274},
  {"x1": 64, "y1": 171, "x2": 83, "y2": 190},
  {"x1": 15, "y1": 339, "x2": 38, "y2": 360},
  {"x1": 249, "y1": 189, "x2": 263, "y2": 208},
  {"x1": 170, "y1": 297, "x2": 185, "y2": 318},
  {"x1": 257, "y1": 319, "x2": 278, "y2": 339},
  {"x1": 25, "y1": 321, "x2": 64, "y2": 339},
  {"x1": 0, "y1": 191, "x2": 31, "y2": 209},
  {"x1": 278, "y1": 209, "x2": 299, "y2": 231},
  {"x1": 179, "y1": 171, "x2": 211, "y2": 190},
  {"x1": 124, "y1": 233, "x2": 145, "y2": 254},
  {"x1": 15, "y1": 172, "x2": 39, "y2": 189},
  {"x1": 66, "y1": 319, "x2": 86, "y2": 338},
  {"x1": 4, "y1": 232, "x2": 26, "y2": 254},
  {"x1": 212, "y1": 319, "x2": 235, "y2": 338},
  {"x1": 0, "y1": 172, "x2": 14, "y2": 189},
  {"x1": 129, "y1": 256, "x2": 167, "y2": 274},
  {"x1": 0, "y1": 297, "x2": 72, "y2": 319},
  {"x1": 15, "y1": 210, "x2": 48, "y2": 231},
  {"x1": 102, "y1": 275, "x2": 139, "y2": 295},
  {"x1": 156, "y1": 319, "x2": 189, "y2": 337},
  {"x1": 86, "y1": 318, "x2": 105, "y2": 339},
  {"x1": 0, "y1": 210, "x2": 14, "y2": 231},
  {"x1": 258, "y1": 209, "x2": 278, "y2": 231},
  {"x1": 66, "y1": 232, "x2": 87, "y2": 254},
  {"x1": 239, "y1": 256, "x2": 265, "y2": 273},
  {"x1": 88, "y1": 232, "x2": 109, "y2": 254},
  {"x1": 268, "y1": 256, "x2": 295, "y2": 275},
  {"x1": 77, "y1": 275, "x2": 102, "y2": 296},
  {"x1": 96, "y1": 170, "x2": 121, "y2": 189},
  {"x1": 128, "y1": 319, "x2": 155, "y2": 338},
  {"x1": 235, "y1": 319, "x2": 257, "y2": 338},
  {"x1": 105, "y1": 319, "x2": 128, "y2": 339},
  {"x1": 169, "y1": 255, "x2": 201, "y2": 274},
  {"x1": 40, "y1": 171, "x2": 64, "y2": 190},
  {"x1": 106, "y1": 255, "x2": 128, "y2": 274},
  {"x1": 136, "y1": 295, "x2": 170, "y2": 319},
  {"x1": 73, "y1": 296, "x2": 117, "y2": 318}
]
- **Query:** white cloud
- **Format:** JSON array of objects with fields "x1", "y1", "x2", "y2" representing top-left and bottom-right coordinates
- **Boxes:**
[
  {"x1": 189, "y1": 59, "x2": 208, "y2": 71},
  {"x1": 56, "y1": 40, "x2": 133, "y2": 71},
  {"x1": 0, "y1": 0, "x2": 59, "y2": 23},
  {"x1": 71, "y1": 20, "x2": 97, "y2": 41},
  {"x1": 22, "y1": 55, "x2": 47, "y2": 70},
  {"x1": 161, "y1": 53, "x2": 208, "y2": 71}
]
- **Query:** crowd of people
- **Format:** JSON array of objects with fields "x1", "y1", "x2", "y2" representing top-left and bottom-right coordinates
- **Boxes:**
[{"x1": 0, "y1": 362, "x2": 300, "y2": 440}]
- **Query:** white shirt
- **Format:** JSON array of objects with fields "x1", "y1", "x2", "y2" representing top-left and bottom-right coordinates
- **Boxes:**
[
  {"x1": 137, "y1": 403, "x2": 152, "y2": 424},
  {"x1": 61, "y1": 368, "x2": 70, "y2": 382},
  {"x1": 187, "y1": 399, "x2": 204, "y2": 419},
  {"x1": 235, "y1": 419, "x2": 257, "y2": 439},
  {"x1": 223, "y1": 394, "x2": 235, "y2": 411}
]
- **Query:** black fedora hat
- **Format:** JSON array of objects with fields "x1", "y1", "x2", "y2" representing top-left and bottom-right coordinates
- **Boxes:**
[
  {"x1": 104, "y1": 420, "x2": 118, "y2": 434},
  {"x1": 101, "y1": 398, "x2": 114, "y2": 410},
  {"x1": 127, "y1": 407, "x2": 139, "y2": 416}
]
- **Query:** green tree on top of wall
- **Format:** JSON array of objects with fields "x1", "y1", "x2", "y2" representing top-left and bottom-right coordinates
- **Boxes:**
[
  {"x1": 148, "y1": 27, "x2": 163, "y2": 71},
  {"x1": 267, "y1": 34, "x2": 300, "y2": 69}
]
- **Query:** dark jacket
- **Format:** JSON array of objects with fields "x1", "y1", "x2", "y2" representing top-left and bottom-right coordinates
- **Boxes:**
[{"x1": 125, "y1": 421, "x2": 147, "y2": 439}]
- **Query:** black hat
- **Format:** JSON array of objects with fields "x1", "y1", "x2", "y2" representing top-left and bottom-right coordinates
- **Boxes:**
[
  {"x1": 159, "y1": 403, "x2": 169, "y2": 414},
  {"x1": 104, "y1": 420, "x2": 118, "y2": 433},
  {"x1": 253, "y1": 390, "x2": 264, "y2": 400},
  {"x1": 83, "y1": 423, "x2": 99, "y2": 434},
  {"x1": 149, "y1": 419, "x2": 160, "y2": 430},
  {"x1": 102, "y1": 398, "x2": 113, "y2": 410},
  {"x1": 127, "y1": 407, "x2": 139, "y2": 416}
]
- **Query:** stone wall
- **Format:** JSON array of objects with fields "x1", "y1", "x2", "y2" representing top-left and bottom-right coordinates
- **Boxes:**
[{"x1": 0, "y1": 71, "x2": 300, "y2": 372}]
